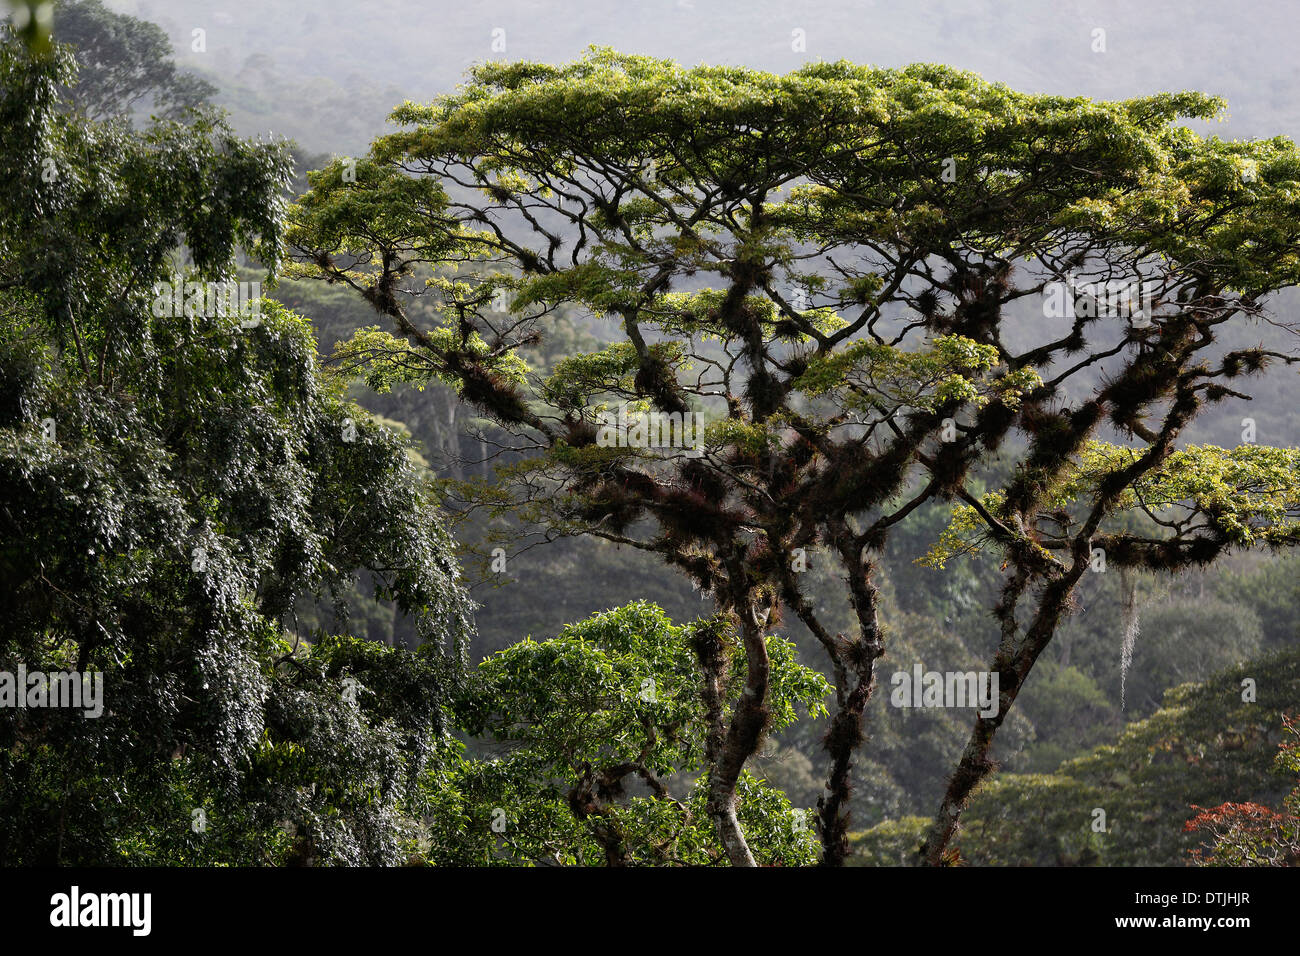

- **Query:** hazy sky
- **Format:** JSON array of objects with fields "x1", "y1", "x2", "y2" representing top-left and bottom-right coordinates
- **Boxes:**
[{"x1": 109, "y1": 1, "x2": 1300, "y2": 149}]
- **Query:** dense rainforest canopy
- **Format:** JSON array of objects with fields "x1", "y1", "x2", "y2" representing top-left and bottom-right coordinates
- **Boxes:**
[{"x1": 0, "y1": 2, "x2": 1297, "y2": 868}]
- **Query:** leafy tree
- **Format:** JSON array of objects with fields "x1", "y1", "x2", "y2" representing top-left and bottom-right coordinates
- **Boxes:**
[
  {"x1": 1185, "y1": 714, "x2": 1300, "y2": 866},
  {"x1": 287, "y1": 48, "x2": 1300, "y2": 864},
  {"x1": 426, "y1": 601, "x2": 826, "y2": 865},
  {"x1": 48, "y1": 0, "x2": 215, "y2": 121},
  {"x1": 1013, "y1": 661, "x2": 1114, "y2": 773},
  {"x1": 1123, "y1": 597, "x2": 1262, "y2": 714},
  {"x1": 0, "y1": 32, "x2": 471, "y2": 864},
  {"x1": 1214, "y1": 553, "x2": 1300, "y2": 650}
]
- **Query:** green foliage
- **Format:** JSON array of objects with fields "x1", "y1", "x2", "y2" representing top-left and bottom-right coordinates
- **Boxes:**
[
  {"x1": 842, "y1": 611, "x2": 1035, "y2": 825},
  {"x1": 7, "y1": 5, "x2": 1300, "y2": 868},
  {"x1": 1123, "y1": 599, "x2": 1263, "y2": 714},
  {"x1": 924, "y1": 442, "x2": 1300, "y2": 568},
  {"x1": 1061, "y1": 443, "x2": 1300, "y2": 547},
  {"x1": 437, "y1": 601, "x2": 827, "y2": 865},
  {"x1": 796, "y1": 334, "x2": 1038, "y2": 413},
  {"x1": 1215, "y1": 554, "x2": 1300, "y2": 650},
  {"x1": 1184, "y1": 714, "x2": 1300, "y2": 866},
  {"x1": 925, "y1": 649, "x2": 1299, "y2": 865},
  {"x1": 288, "y1": 45, "x2": 1300, "y2": 865},
  {"x1": 0, "y1": 38, "x2": 472, "y2": 864},
  {"x1": 49, "y1": 0, "x2": 216, "y2": 121},
  {"x1": 1014, "y1": 662, "x2": 1115, "y2": 773},
  {"x1": 850, "y1": 816, "x2": 930, "y2": 867}
]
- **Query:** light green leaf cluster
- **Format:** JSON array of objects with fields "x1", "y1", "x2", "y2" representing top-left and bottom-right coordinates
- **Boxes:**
[
  {"x1": 542, "y1": 341, "x2": 683, "y2": 411},
  {"x1": 1059, "y1": 442, "x2": 1300, "y2": 545},
  {"x1": 922, "y1": 442, "x2": 1300, "y2": 568},
  {"x1": 920, "y1": 491, "x2": 1007, "y2": 569},
  {"x1": 332, "y1": 324, "x2": 530, "y2": 395},
  {"x1": 443, "y1": 601, "x2": 826, "y2": 864},
  {"x1": 796, "y1": 334, "x2": 1022, "y2": 415},
  {"x1": 700, "y1": 417, "x2": 778, "y2": 455}
]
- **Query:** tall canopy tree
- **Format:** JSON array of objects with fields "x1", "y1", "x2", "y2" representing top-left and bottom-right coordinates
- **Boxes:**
[
  {"x1": 0, "y1": 32, "x2": 472, "y2": 863},
  {"x1": 288, "y1": 48, "x2": 1300, "y2": 865}
]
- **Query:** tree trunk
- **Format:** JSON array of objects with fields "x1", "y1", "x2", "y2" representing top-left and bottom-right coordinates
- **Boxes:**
[
  {"x1": 920, "y1": 574, "x2": 1076, "y2": 864},
  {"x1": 698, "y1": 600, "x2": 770, "y2": 866},
  {"x1": 817, "y1": 539, "x2": 885, "y2": 865},
  {"x1": 921, "y1": 715, "x2": 1000, "y2": 865},
  {"x1": 818, "y1": 662, "x2": 877, "y2": 866}
]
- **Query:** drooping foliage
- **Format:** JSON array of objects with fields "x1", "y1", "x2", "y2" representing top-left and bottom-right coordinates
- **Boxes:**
[{"x1": 0, "y1": 32, "x2": 473, "y2": 864}]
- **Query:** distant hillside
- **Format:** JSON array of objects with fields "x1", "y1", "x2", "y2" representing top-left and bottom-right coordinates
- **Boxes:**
[{"x1": 852, "y1": 647, "x2": 1300, "y2": 865}]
